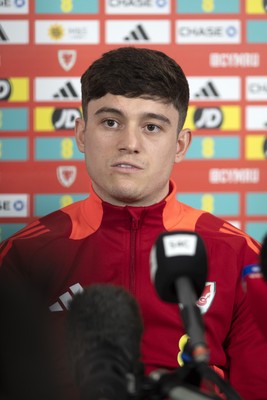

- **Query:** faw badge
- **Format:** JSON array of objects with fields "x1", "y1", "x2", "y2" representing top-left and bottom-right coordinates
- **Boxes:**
[
  {"x1": 57, "y1": 166, "x2": 77, "y2": 187},
  {"x1": 196, "y1": 282, "x2": 216, "y2": 314},
  {"x1": 58, "y1": 50, "x2": 77, "y2": 71}
]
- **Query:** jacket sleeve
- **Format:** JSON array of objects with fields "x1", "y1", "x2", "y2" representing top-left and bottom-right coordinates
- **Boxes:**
[{"x1": 224, "y1": 239, "x2": 267, "y2": 400}]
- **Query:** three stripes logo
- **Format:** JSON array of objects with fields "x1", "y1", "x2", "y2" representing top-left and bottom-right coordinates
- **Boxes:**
[
  {"x1": 194, "y1": 81, "x2": 220, "y2": 99},
  {"x1": 0, "y1": 25, "x2": 9, "y2": 41},
  {"x1": 49, "y1": 283, "x2": 83, "y2": 312},
  {"x1": 124, "y1": 24, "x2": 149, "y2": 41},
  {"x1": 53, "y1": 81, "x2": 79, "y2": 99}
]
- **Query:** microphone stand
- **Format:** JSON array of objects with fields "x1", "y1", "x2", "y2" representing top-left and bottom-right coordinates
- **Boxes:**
[
  {"x1": 138, "y1": 357, "x2": 243, "y2": 400},
  {"x1": 134, "y1": 303, "x2": 243, "y2": 400}
]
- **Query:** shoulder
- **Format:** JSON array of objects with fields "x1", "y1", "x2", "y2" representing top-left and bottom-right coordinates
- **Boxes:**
[
  {"x1": 0, "y1": 205, "x2": 76, "y2": 265},
  {"x1": 195, "y1": 211, "x2": 261, "y2": 261}
]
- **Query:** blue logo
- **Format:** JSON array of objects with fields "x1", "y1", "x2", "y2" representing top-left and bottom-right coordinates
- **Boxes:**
[
  {"x1": 226, "y1": 26, "x2": 237, "y2": 37},
  {"x1": 15, "y1": 0, "x2": 26, "y2": 7},
  {"x1": 156, "y1": 0, "x2": 167, "y2": 7},
  {"x1": 14, "y1": 200, "x2": 24, "y2": 211}
]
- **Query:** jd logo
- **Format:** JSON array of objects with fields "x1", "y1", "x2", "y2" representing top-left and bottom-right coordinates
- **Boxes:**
[
  {"x1": 194, "y1": 107, "x2": 223, "y2": 129},
  {"x1": 52, "y1": 108, "x2": 81, "y2": 130},
  {"x1": 0, "y1": 79, "x2": 11, "y2": 100}
]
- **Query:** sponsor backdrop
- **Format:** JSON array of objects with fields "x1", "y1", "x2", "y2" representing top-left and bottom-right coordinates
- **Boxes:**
[{"x1": 0, "y1": 0, "x2": 267, "y2": 243}]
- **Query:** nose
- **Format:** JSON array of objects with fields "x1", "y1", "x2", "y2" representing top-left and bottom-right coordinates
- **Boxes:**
[{"x1": 117, "y1": 125, "x2": 140, "y2": 153}]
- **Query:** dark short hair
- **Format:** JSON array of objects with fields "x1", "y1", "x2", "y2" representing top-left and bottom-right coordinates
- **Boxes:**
[{"x1": 81, "y1": 47, "x2": 190, "y2": 132}]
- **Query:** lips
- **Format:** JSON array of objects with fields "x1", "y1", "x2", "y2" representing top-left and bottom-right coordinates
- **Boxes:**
[{"x1": 111, "y1": 162, "x2": 142, "y2": 169}]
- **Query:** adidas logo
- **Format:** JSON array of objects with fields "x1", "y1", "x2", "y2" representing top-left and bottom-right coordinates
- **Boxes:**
[
  {"x1": 0, "y1": 25, "x2": 9, "y2": 41},
  {"x1": 49, "y1": 283, "x2": 83, "y2": 312},
  {"x1": 124, "y1": 24, "x2": 149, "y2": 41},
  {"x1": 53, "y1": 81, "x2": 79, "y2": 99},
  {"x1": 194, "y1": 81, "x2": 220, "y2": 98}
]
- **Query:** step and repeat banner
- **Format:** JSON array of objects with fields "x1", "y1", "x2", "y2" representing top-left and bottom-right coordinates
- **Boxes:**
[{"x1": 0, "y1": 0, "x2": 267, "y2": 242}]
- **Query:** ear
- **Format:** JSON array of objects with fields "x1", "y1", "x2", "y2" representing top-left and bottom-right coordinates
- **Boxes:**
[
  {"x1": 75, "y1": 117, "x2": 86, "y2": 153},
  {"x1": 175, "y1": 128, "x2": 192, "y2": 163}
]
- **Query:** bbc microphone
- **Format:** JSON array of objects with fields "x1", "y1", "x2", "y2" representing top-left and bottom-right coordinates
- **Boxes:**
[
  {"x1": 150, "y1": 230, "x2": 209, "y2": 363},
  {"x1": 66, "y1": 284, "x2": 143, "y2": 400}
]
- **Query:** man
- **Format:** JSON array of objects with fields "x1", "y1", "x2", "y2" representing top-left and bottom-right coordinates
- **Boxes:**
[{"x1": 0, "y1": 47, "x2": 266, "y2": 399}]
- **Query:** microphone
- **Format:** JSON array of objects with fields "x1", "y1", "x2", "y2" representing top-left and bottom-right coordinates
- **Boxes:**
[
  {"x1": 242, "y1": 234, "x2": 267, "y2": 339},
  {"x1": 65, "y1": 284, "x2": 143, "y2": 400},
  {"x1": 150, "y1": 231, "x2": 209, "y2": 362},
  {"x1": 0, "y1": 281, "x2": 61, "y2": 400}
]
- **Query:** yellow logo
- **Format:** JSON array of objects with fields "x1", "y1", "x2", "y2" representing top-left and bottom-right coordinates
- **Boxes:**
[
  {"x1": 0, "y1": 78, "x2": 29, "y2": 102},
  {"x1": 246, "y1": 0, "x2": 267, "y2": 13},
  {"x1": 34, "y1": 107, "x2": 82, "y2": 131},
  {"x1": 185, "y1": 106, "x2": 241, "y2": 131},
  {"x1": 245, "y1": 135, "x2": 266, "y2": 159},
  {"x1": 48, "y1": 24, "x2": 64, "y2": 40}
]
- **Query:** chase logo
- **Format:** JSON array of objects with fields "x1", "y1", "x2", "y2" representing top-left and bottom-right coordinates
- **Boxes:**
[
  {"x1": 185, "y1": 106, "x2": 240, "y2": 130},
  {"x1": 34, "y1": 107, "x2": 82, "y2": 131},
  {"x1": 0, "y1": 0, "x2": 28, "y2": 14},
  {"x1": 0, "y1": 78, "x2": 29, "y2": 101},
  {"x1": 105, "y1": 0, "x2": 170, "y2": 14},
  {"x1": 246, "y1": 0, "x2": 267, "y2": 13},
  {"x1": 246, "y1": 77, "x2": 267, "y2": 100},
  {"x1": 0, "y1": 194, "x2": 28, "y2": 217},
  {"x1": 176, "y1": 20, "x2": 240, "y2": 44}
]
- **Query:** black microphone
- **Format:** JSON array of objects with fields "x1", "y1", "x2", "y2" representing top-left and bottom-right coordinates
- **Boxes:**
[
  {"x1": 150, "y1": 231, "x2": 209, "y2": 363},
  {"x1": 65, "y1": 284, "x2": 144, "y2": 400}
]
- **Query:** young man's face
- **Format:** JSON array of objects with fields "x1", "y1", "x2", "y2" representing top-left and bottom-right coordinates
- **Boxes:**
[{"x1": 75, "y1": 94, "x2": 191, "y2": 206}]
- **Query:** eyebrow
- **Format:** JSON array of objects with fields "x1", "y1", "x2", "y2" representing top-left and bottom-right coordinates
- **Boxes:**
[{"x1": 94, "y1": 107, "x2": 172, "y2": 125}]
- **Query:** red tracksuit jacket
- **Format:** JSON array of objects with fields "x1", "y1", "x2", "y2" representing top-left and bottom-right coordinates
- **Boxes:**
[{"x1": 1, "y1": 180, "x2": 267, "y2": 399}]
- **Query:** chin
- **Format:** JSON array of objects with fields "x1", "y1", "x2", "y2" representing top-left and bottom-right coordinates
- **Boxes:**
[{"x1": 111, "y1": 185, "x2": 143, "y2": 204}]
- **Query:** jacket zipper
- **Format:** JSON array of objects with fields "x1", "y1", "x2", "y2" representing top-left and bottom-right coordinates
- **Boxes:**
[{"x1": 130, "y1": 216, "x2": 139, "y2": 294}]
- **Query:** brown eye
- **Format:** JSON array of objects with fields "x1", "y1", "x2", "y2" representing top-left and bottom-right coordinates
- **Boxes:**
[
  {"x1": 104, "y1": 119, "x2": 118, "y2": 128},
  {"x1": 146, "y1": 124, "x2": 160, "y2": 133}
]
